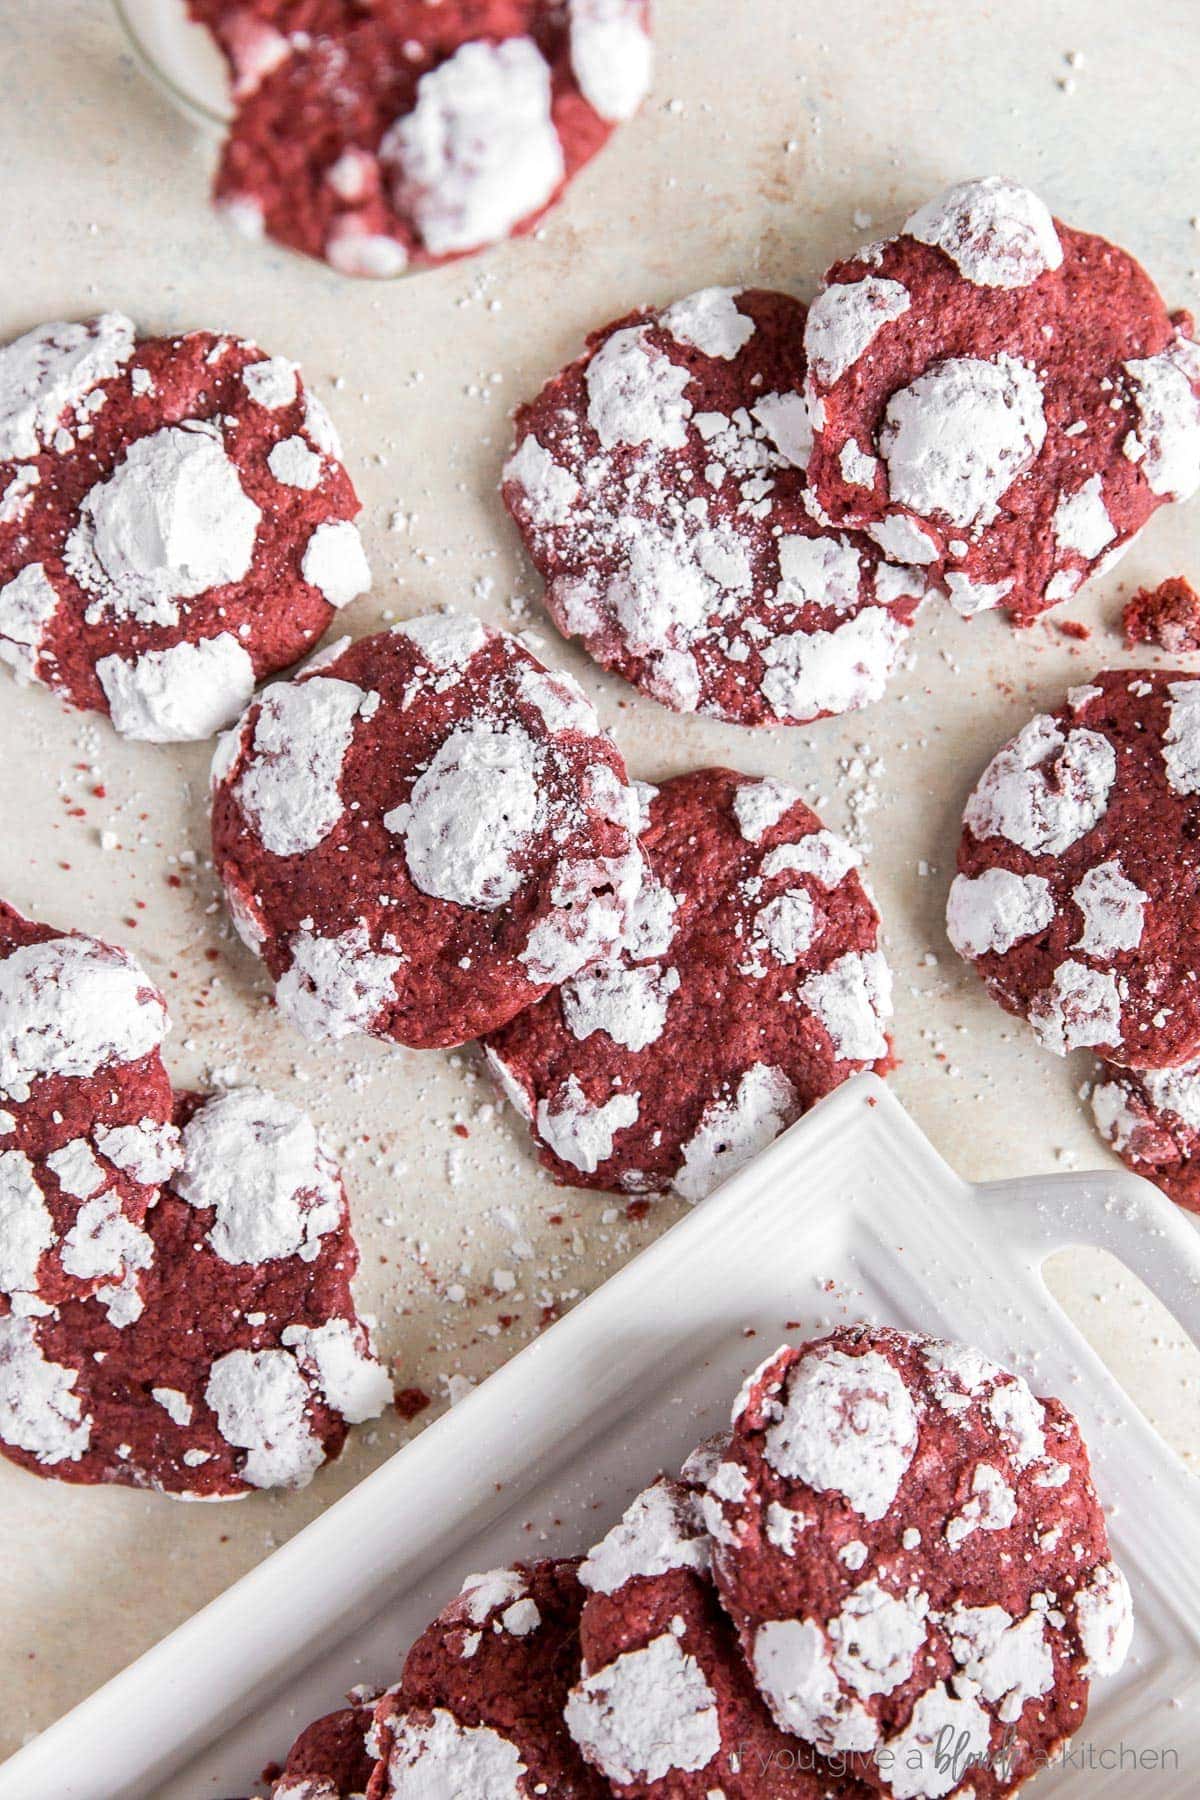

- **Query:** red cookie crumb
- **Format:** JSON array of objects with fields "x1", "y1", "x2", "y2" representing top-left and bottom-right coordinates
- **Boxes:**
[
  {"x1": 706, "y1": 1327, "x2": 1132, "y2": 1800},
  {"x1": 1090, "y1": 1056, "x2": 1200, "y2": 1211},
  {"x1": 272, "y1": 1695, "x2": 379, "y2": 1800},
  {"x1": 187, "y1": 1, "x2": 653, "y2": 276},
  {"x1": 0, "y1": 899, "x2": 175, "y2": 1314},
  {"x1": 484, "y1": 767, "x2": 892, "y2": 1198},
  {"x1": 210, "y1": 614, "x2": 647, "y2": 1050},
  {"x1": 565, "y1": 1444, "x2": 869, "y2": 1797},
  {"x1": 503, "y1": 286, "x2": 928, "y2": 725},
  {"x1": 803, "y1": 177, "x2": 1200, "y2": 625},
  {"x1": 366, "y1": 1559, "x2": 605, "y2": 1798},
  {"x1": 0, "y1": 314, "x2": 368, "y2": 740},
  {"x1": 1121, "y1": 575, "x2": 1200, "y2": 654},
  {"x1": 0, "y1": 1087, "x2": 391, "y2": 1498},
  {"x1": 947, "y1": 668, "x2": 1200, "y2": 1068}
]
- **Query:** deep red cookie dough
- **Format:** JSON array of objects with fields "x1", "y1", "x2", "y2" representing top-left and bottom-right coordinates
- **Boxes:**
[
  {"x1": 0, "y1": 899, "x2": 175, "y2": 1315},
  {"x1": 272, "y1": 1696, "x2": 379, "y2": 1799},
  {"x1": 706, "y1": 1327, "x2": 1133, "y2": 1800},
  {"x1": 0, "y1": 313, "x2": 369, "y2": 740},
  {"x1": 483, "y1": 767, "x2": 892, "y2": 1197},
  {"x1": 947, "y1": 668, "x2": 1200, "y2": 1068},
  {"x1": 1121, "y1": 575, "x2": 1200, "y2": 654},
  {"x1": 803, "y1": 177, "x2": 1200, "y2": 625},
  {"x1": 187, "y1": 1, "x2": 653, "y2": 276},
  {"x1": 566, "y1": 1448, "x2": 870, "y2": 1797},
  {"x1": 1090, "y1": 1055, "x2": 1200, "y2": 1212},
  {"x1": 366, "y1": 1559, "x2": 605, "y2": 1798},
  {"x1": 210, "y1": 613, "x2": 646, "y2": 1050},
  {"x1": 504, "y1": 286, "x2": 928, "y2": 725},
  {"x1": 0, "y1": 1087, "x2": 391, "y2": 1498}
]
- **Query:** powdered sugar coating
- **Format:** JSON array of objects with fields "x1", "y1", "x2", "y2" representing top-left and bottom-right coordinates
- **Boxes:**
[
  {"x1": 0, "y1": 319, "x2": 367, "y2": 737},
  {"x1": 903, "y1": 177, "x2": 1062, "y2": 290},
  {"x1": 963, "y1": 717, "x2": 1115, "y2": 856},
  {"x1": 946, "y1": 869, "x2": 1055, "y2": 958},
  {"x1": 504, "y1": 288, "x2": 927, "y2": 728},
  {"x1": 566, "y1": 1632, "x2": 721, "y2": 1785},
  {"x1": 212, "y1": 618, "x2": 646, "y2": 1050},
  {"x1": 804, "y1": 279, "x2": 911, "y2": 389},
  {"x1": 881, "y1": 353, "x2": 1047, "y2": 531},
  {"x1": 0, "y1": 931, "x2": 167, "y2": 1106},
  {"x1": 484, "y1": 769, "x2": 892, "y2": 1198},
  {"x1": 569, "y1": 0, "x2": 654, "y2": 123},
  {"x1": 1091, "y1": 1052, "x2": 1200, "y2": 1210}
]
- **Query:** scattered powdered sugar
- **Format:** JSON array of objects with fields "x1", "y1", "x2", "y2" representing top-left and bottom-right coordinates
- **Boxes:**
[
  {"x1": 673, "y1": 1063, "x2": 797, "y2": 1203},
  {"x1": 963, "y1": 716, "x2": 1116, "y2": 856},
  {"x1": 0, "y1": 933, "x2": 168, "y2": 1104},
  {"x1": 566, "y1": 1631, "x2": 721, "y2": 1784},
  {"x1": 1052, "y1": 474, "x2": 1116, "y2": 559},
  {"x1": 880, "y1": 353, "x2": 1047, "y2": 529},
  {"x1": 562, "y1": 960, "x2": 680, "y2": 1052},
  {"x1": 1073, "y1": 1560, "x2": 1134, "y2": 1677},
  {"x1": 586, "y1": 324, "x2": 694, "y2": 451},
  {"x1": 384, "y1": 1707, "x2": 526, "y2": 1796},
  {"x1": 733, "y1": 777, "x2": 801, "y2": 843},
  {"x1": 535, "y1": 1075, "x2": 639, "y2": 1174},
  {"x1": 0, "y1": 1315, "x2": 91, "y2": 1464},
  {"x1": 386, "y1": 721, "x2": 544, "y2": 910},
  {"x1": 98, "y1": 634, "x2": 256, "y2": 743},
  {"x1": 763, "y1": 1346, "x2": 918, "y2": 1520},
  {"x1": 660, "y1": 287, "x2": 755, "y2": 360},
  {"x1": 281, "y1": 1319, "x2": 392, "y2": 1424},
  {"x1": 1029, "y1": 959, "x2": 1123, "y2": 1055},
  {"x1": 64, "y1": 422, "x2": 261, "y2": 627},
  {"x1": 741, "y1": 890, "x2": 817, "y2": 975},
  {"x1": 0, "y1": 312, "x2": 134, "y2": 461},
  {"x1": 799, "y1": 949, "x2": 892, "y2": 1062},
  {"x1": 829, "y1": 1579, "x2": 930, "y2": 1700},
  {"x1": 1072, "y1": 861, "x2": 1147, "y2": 958},
  {"x1": 946, "y1": 869, "x2": 1055, "y2": 958},
  {"x1": 301, "y1": 520, "x2": 372, "y2": 609},
  {"x1": 986, "y1": 1377, "x2": 1046, "y2": 1469},
  {"x1": 751, "y1": 1618, "x2": 878, "y2": 1753},
  {"x1": 568, "y1": 0, "x2": 654, "y2": 123},
  {"x1": 1162, "y1": 679, "x2": 1200, "y2": 795},
  {"x1": 882, "y1": 1682, "x2": 991, "y2": 1799},
  {"x1": 1122, "y1": 332, "x2": 1200, "y2": 500},
  {"x1": 204, "y1": 1347, "x2": 323, "y2": 1490},
  {"x1": 237, "y1": 677, "x2": 375, "y2": 857},
  {"x1": 580, "y1": 1477, "x2": 710, "y2": 1593},
  {"x1": 275, "y1": 922, "x2": 404, "y2": 1043},
  {"x1": 174, "y1": 1088, "x2": 343, "y2": 1265},
  {"x1": 383, "y1": 38, "x2": 563, "y2": 257},
  {"x1": 804, "y1": 277, "x2": 911, "y2": 389},
  {"x1": 904, "y1": 177, "x2": 1062, "y2": 289}
]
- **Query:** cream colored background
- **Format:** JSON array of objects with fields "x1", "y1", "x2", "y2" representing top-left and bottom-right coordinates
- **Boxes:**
[{"x1": 1, "y1": 0, "x2": 1198, "y2": 1761}]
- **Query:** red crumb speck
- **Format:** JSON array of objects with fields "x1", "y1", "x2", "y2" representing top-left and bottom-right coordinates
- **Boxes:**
[
  {"x1": 547, "y1": 1213, "x2": 564, "y2": 1226},
  {"x1": 204, "y1": 948, "x2": 220, "y2": 962},
  {"x1": 626, "y1": 1198, "x2": 651, "y2": 1222},
  {"x1": 394, "y1": 1386, "x2": 431, "y2": 1421},
  {"x1": 92, "y1": 785, "x2": 106, "y2": 798},
  {"x1": 1122, "y1": 576, "x2": 1200, "y2": 654},
  {"x1": 1056, "y1": 619, "x2": 1090, "y2": 640},
  {"x1": 166, "y1": 874, "x2": 182, "y2": 888},
  {"x1": 453, "y1": 1123, "x2": 469, "y2": 1140}
]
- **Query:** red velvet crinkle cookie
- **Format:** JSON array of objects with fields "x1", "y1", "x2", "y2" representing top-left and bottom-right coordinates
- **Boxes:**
[
  {"x1": 0, "y1": 1087, "x2": 391, "y2": 1498},
  {"x1": 503, "y1": 286, "x2": 929, "y2": 724},
  {"x1": 187, "y1": 0, "x2": 653, "y2": 277},
  {"x1": 705, "y1": 1327, "x2": 1133, "y2": 1800},
  {"x1": 483, "y1": 767, "x2": 892, "y2": 1197},
  {"x1": 365, "y1": 1560, "x2": 605, "y2": 1798},
  {"x1": 1090, "y1": 1055, "x2": 1200, "y2": 1212},
  {"x1": 272, "y1": 1694, "x2": 380, "y2": 1800},
  {"x1": 565, "y1": 1443, "x2": 870, "y2": 1797},
  {"x1": 0, "y1": 313, "x2": 369, "y2": 740},
  {"x1": 0, "y1": 900, "x2": 175, "y2": 1316},
  {"x1": 947, "y1": 668, "x2": 1200, "y2": 1068},
  {"x1": 210, "y1": 614, "x2": 646, "y2": 1050},
  {"x1": 803, "y1": 176, "x2": 1200, "y2": 624}
]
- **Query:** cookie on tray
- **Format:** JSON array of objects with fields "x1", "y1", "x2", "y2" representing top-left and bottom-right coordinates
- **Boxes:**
[
  {"x1": 188, "y1": 1, "x2": 653, "y2": 276},
  {"x1": 366, "y1": 1559, "x2": 606, "y2": 1798},
  {"x1": 565, "y1": 1449, "x2": 870, "y2": 1797},
  {"x1": 484, "y1": 767, "x2": 892, "y2": 1198},
  {"x1": 705, "y1": 1326, "x2": 1133, "y2": 1800},
  {"x1": 0, "y1": 899, "x2": 176, "y2": 1315},
  {"x1": 503, "y1": 285, "x2": 929, "y2": 724},
  {"x1": 1090, "y1": 1055, "x2": 1200, "y2": 1211},
  {"x1": 802, "y1": 176, "x2": 1200, "y2": 623},
  {"x1": 210, "y1": 614, "x2": 646, "y2": 1050},
  {"x1": 947, "y1": 669, "x2": 1200, "y2": 1068},
  {"x1": 272, "y1": 1694, "x2": 379, "y2": 1800},
  {"x1": 0, "y1": 314, "x2": 369, "y2": 739},
  {"x1": 0, "y1": 1087, "x2": 392, "y2": 1498}
]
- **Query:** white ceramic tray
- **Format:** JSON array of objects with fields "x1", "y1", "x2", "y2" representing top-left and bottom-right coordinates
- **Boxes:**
[{"x1": 4, "y1": 1075, "x2": 1199, "y2": 1800}]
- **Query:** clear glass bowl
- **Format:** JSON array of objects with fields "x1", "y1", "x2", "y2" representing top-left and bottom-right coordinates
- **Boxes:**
[{"x1": 113, "y1": 0, "x2": 232, "y2": 132}]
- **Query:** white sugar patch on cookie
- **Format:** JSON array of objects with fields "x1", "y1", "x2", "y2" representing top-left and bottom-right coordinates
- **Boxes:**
[
  {"x1": 536, "y1": 1074, "x2": 639, "y2": 1174},
  {"x1": 764, "y1": 1346, "x2": 918, "y2": 1520},
  {"x1": 1072, "y1": 861, "x2": 1147, "y2": 958},
  {"x1": 945, "y1": 1604, "x2": 1053, "y2": 1722},
  {"x1": 944, "y1": 1462, "x2": 1017, "y2": 1549},
  {"x1": 0, "y1": 934, "x2": 167, "y2": 1104},
  {"x1": 760, "y1": 607, "x2": 906, "y2": 722},
  {"x1": 281, "y1": 1318, "x2": 391, "y2": 1424},
  {"x1": 0, "y1": 1315, "x2": 91, "y2": 1464},
  {"x1": 1028, "y1": 959, "x2": 1122, "y2": 1055},
  {"x1": 204, "y1": 1347, "x2": 323, "y2": 1490},
  {"x1": 1073, "y1": 1560, "x2": 1134, "y2": 1678},
  {"x1": 580, "y1": 1477, "x2": 710, "y2": 1593},
  {"x1": 805, "y1": 277, "x2": 911, "y2": 389},
  {"x1": 964, "y1": 716, "x2": 1115, "y2": 855},
  {"x1": 0, "y1": 1149, "x2": 55, "y2": 1296},
  {"x1": 944, "y1": 571, "x2": 1014, "y2": 617},
  {"x1": 761, "y1": 830, "x2": 861, "y2": 888},
  {"x1": 751, "y1": 390, "x2": 812, "y2": 469},
  {"x1": 504, "y1": 434, "x2": 582, "y2": 528},
  {"x1": 94, "y1": 1119, "x2": 181, "y2": 1185},
  {"x1": 0, "y1": 312, "x2": 134, "y2": 461},
  {"x1": 275, "y1": 922, "x2": 404, "y2": 1043},
  {"x1": 660, "y1": 287, "x2": 755, "y2": 360},
  {"x1": 238, "y1": 677, "x2": 375, "y2": 856},
  {"x1": 799, "y1": 949, "x2": 892, "y2": 1062},
  {"x1": 829, "y1": 1580, "x2": 930, "y2": 1701},
  {"x1": 1123, "y1": 332, "x2": 1200, "y2": 500},
  {"x1": 385, "y1": 1708, "x2": 527, "y2": 1796},
  {"x1": 946, "y1": 868, "x2": 1055, "y2": 958},
  {"x1": 569, "y1": 0, "x2": 653, "y2": 122},
  {"x1": 98, "y1": 634, "x2": 256, "y2": 743},
  {"x1": 904, "y1": 177, "x2": 1062, "y2": 289},
  {"x1": 586, "y1": 324, "x2": 693, "y2": 450},
  {"x1": 393, "y1": 610, "x2": 489, "y2": 672},
  {"x1": 59, "y1": 1190, "x2": 152, "y2": 1287},
  {"x1": 880, "y1": 352, "x2": 1046, "y2": 529},
  {"x1": 562, "y1": 959, "x2": 680, "y2": 1051},
  {"x1": 752, "y1": 1618, "x2": 878, "y2": 1753},
  {"x1": 566, "y1": 1631, "x2": 720, "y2": 1784},
  {"x1": 1053, "y1": 474, "x2": 1116, "y2": 559},
  {"x1": 0, "y1": 562, "x2": 59, "y2": 681},
  {"x1": 673, "y1": 1063, "x2": 796, "y2": 1203},
  {"x1": 733, "y1": 777, "x2": 802, "y2": 843},
  {"x1": 383, "y1": 37, "x2": 563, "y2": 256},
  {"x1": 1163, "y1": 679, "x2": 1200, "y2": 795},
  {"x1": 301, "y1": 519, "x2": 371, "y2": 609},
  {"x1": 242, "y1": 355, "x2": 298, "y2": 410},
  {"x1": 65, "y1": 423, "x2": 261, "y2": 628},
  {"x1": 882, "y1": 1682, "x2": 991, "y2": 1799}
]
